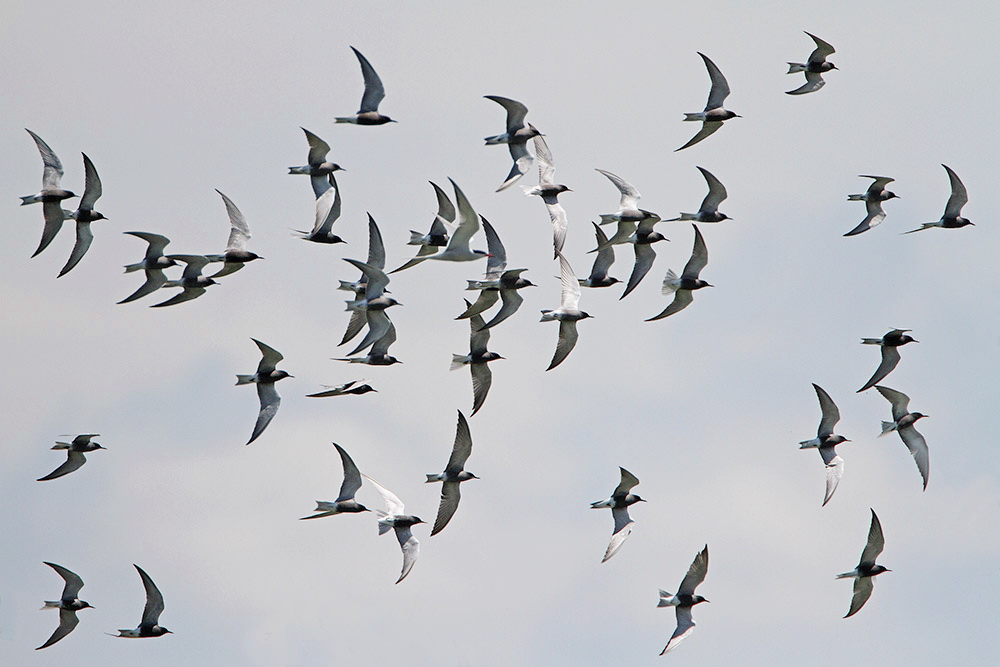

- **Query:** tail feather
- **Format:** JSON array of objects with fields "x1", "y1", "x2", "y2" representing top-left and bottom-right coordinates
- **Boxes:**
[
  {"x1": 847, "y1": 194, "x2": 865, "y2": 201},
  {"x1": 51, "y1": 442, "x2": 70, "y2": 450},
  {"x1": 450, "y1": 354, "x2": 468, "y2": 371},
  {"x1": 235, "y1": 374, "x2": 256, "y2": 385},
  {"x1": 787, "y1": 62, "x2": 807, "y2": 73},
  {"x1": 879, "y1": 421, "x2": 897, "y2": 437},
  {"x1": 661, "y1": 269, "x2": 680, "y2": 294},
  {"x1": 124, "y1": 262, "x2": 145, "y2": 273},
  {"x1": 407, "y1": 231, "x2": 426, "y2": 245},
  {"x1": 860, "y1": 338, "x2": 882, "y2": 345}
]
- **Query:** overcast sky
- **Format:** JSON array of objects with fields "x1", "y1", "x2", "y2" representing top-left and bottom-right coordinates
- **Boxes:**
[{"x1": 2, "y1": 1, "x2": 998, "y2": 665}]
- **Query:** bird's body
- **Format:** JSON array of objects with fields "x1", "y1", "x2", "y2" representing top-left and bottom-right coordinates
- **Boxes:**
[
  {"x1": 905, "y1": 164, "x2": 973, "y2": 233},
  {"x1": 111, "y1": 565, "x2": 171, "y2": 638},
  {"x1": 37, "y1": 562, "x2": 92, "y2": 650},
  {"x1": 335, "y1": 47, "x2": 395, "y2": 125},
  {"x1": 37, "y1": 434, "x2": 105, "y2": 481},
  {"x1": 425, "y1": 411, "x2": 478, "y2": 535},
  {"x1": 595, "y1": 169, "x2": 660, "y2": 228},
  {"x1": 452, "y1": 302, "x2": 504, "y2": 415},
  {"x1": 678, "y1": 53, "x2": 740, "y2": 151},
  {"x1": 152, "y1": 254, "x2": 217, "y2": 307},
  {"x1": 206, "y1": 190, "x2": 262, "y2": 277},
  {"x1": 484, "y1": 96, "x2": 541, "y2": 192},
  {"x1": 875, "y1": 385, "x2": 929, "y2": 490},
  {"x1": 668, "y1": 167, "x2": 730, "y2": 223},
  {"x1": 786, "y1": 32, "x2": 837, "y2": 95},
  {"x1": 119, "y1": 232, "x2": 177, "y2": 304},
  {"x1": 57, "y1": 153, "x2": 107, "y2": 277},
  {"x1": 336, "y1": 322, "x2": 401, "y2": 365},
  {"x1": 647, "y1": 225, "x2": 712, "y2": 321},
  {"x1": 392, "y1": 179, "x2": 489, "y2": 270},
  {"x1": 295, "y1": 173, "x2": 346, "y2": 244},
  {"x1": 845, "y1": 176, "x2": 897, "y2": 236},
  {"x1": 541, "y1": 251, "x2": 592, "y2": 371},
  {"x1": 798, "y1": 384, "x2": 850, "y2": 506},
  {"x1": 306, "y1": 380, "x2": 377, "y2": 398},
  {"x1": 363, "y1": 475, "x2": 423, "y2": 583},
  {"x1": 237, "y1": 339, "x2": 292, "y2": 445},
  {"x1": 837, "y1": 509, "x2": 890, "y2": 618},
  {"x1": 590, "y1": 467, "x2": 645, "y2": 563},
  {"x1": 288, "y1": 128, "x2": 344, "y2": 198},
  {"x1": 301, "y1": 443, "x2": 370, "y2": 519},
  {"x1": 858, "y1": 329, "x2": 917, "y2": 392},
  {"x1": 658, "y1": 545, "x2": 710, "y2": 655}
]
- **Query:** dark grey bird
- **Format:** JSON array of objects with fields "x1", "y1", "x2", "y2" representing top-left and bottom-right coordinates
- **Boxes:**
[
  {"x1": 111, "y1": 565, "x2": 171, "y2": 637},
  {"x1": 798, "y1": 384, "x2": 850, "y2": 506},
  {"x1": 150, "y1": 254, "x2": 217, "y2": 307},
  {"x1": 484, "y1": 96, "x2": 542, "y2": 192},
  {"x1": 300, "y1": 443, "x2": 370, "y2": 519},
  {"x1": 452, "y1": 302, "x2": 504, "y2": 416},
  {"x1": 37, "y1": 434, "x2": 105, "y2": 482},
  {"x1": 37, "y1": 562, "x2": 92, "y2": 650},
  {"x1": 595, "y1": 169, "x2": 660, "y2": 230},
  {"x1": 363, "y1": 474, "x2": 424, "y2": 583},
  {"x1": 237, "y1": 338, "x2": 292, "y2": 445},
  {"x1": 306, "y1": 380, "x2": 377, "y2": 398},
  {"x1": 335, "y1": 47, "x2": 396, "y2": 125},
  {"x1": 288, "y1": 128, "x2": 345, "y2": 197},
  {"x1": 590, "y1": 467, "x2": 646, "y2": 563},
  {"x1": 523, "y1": 133, "x2": 571, "y2": 256},
  {"x1": 579, "y1": 223, "x2": 620, "y2": 288},
  {"x1": 786, "y1": 31, "x2": 837, "y2": 95},
  {"x1": 677, "y1": 53, "x2": 740, "y2": 151},
  {"x1": 541, "y1": 251, "x2": 593, "y2": 371},
  {"x1": 620, "y1": 216, "x2": 669, "y2": 300},
  {"x1": 667, "y1": 167, "x2": 730, "y2": 223},
  {"x1": 338, "y1": 214, "x2": 387, "y2": 347},
  {"x1": 875, "y1": 386, "x2": 930, "y2": 490},
  {"x1": 406, "y1": 181, "x2": 455, "y2": 259},
  {"x1": 58, "y1": 153, "x2": 107, "y2": 277},
  {"x1": 206, "y1": 190, "x2": 262, "y2": 277},
  {"x1": 837, "y1": 509, "x2": 890, "y2": 618},
  {"x1": 118, "y1": 232, "x2": 178, "y2": 304},
  {"x1": 336, "y1": 321, "x2": 401, "y2": 365},
  {"x1": 905, "y1": 164, "x2": 974, "y2": 233},
  {"x1": 391, "y1": 179, "x2": 489, "y2": 270},
  {"x1": 845, "y1": 176, "x2": 898, "y2": 236},
  {"x1": 457, "y1": 218, "x2": 533, "y2": 330},
  {"x1": 658, "y1": 545, "x2": 710, "y2": 655},
  {"x1": 295, "y1": 173, "x2": 346, "y2": 244},
  {"x1": 647, "y1": 225, "x2": 712, "y2": 321},
  {"x1": 857, "y1": 329, "x2": 917, "y2": 392},
  {"x1": 343, "y1": 257, "x2": 401, "y2": 357},
  {"x1": 425, "y1": 411, "x2": 479, "y2": 535},
  {"x1": 20, "y1": 130, "x2": 77, "y2": 257}
]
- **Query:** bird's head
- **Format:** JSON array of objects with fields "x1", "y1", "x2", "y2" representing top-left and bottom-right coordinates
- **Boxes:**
[{"x1": 692, "y1": 596, "x2": 709, "y2": 605}]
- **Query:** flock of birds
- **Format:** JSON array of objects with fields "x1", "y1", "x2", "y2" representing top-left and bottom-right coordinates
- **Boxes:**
[{"x1": 19, "y1": 33, "x2": 972, "y2": 657}]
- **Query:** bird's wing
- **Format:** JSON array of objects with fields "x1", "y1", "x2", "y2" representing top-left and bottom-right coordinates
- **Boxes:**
[
  {"x1": 344, "y1": 258, "x2": 390, "y2": 300},
  {"x1": 468, "y1": 311, "x2": 491, "y2": 355},
  {"x1": 621, "y1": 243, "x2": 656, "y2": 300},
  {"x1": 362, "y1": 474, "x2": 405, "y2": 515},
  {"x1": 485, "y1": 95, "x2": 529, "y2": 132},
  {"x1": 859, "y1": 346, "x2": 901, "y2": 393},
  {"x1": 394, "y1": 526, "x2": 419, "y2": 583},
  {"x1": 845, "y1": 576, "x2": 874, "y2": 618},
  {"x1": 557, "y1": 251, "x2": 582, "y2": 310},
  {"x1": 135, "y1": 564, "x2": 165, "y2": 626},
  {"x1": 253, "y1": 338, "x2": 284, "y2": 374},
  {"x1": 860, "y1": 509, "x2": 885, "y2": 564},
  {"x1": 351, "y1": 46, "x2": 386, "y2": 113},
  {"x1": 602, "y1": 509, "x2": 634, "y2": 563},
  {"x1": 497, "y1": 142, "x2": 533, "y2": 192},
  {"x1": 58, "y1": 221, "x2": 94, "y2": 277},
  {"x1": 661, "y1": 606, "x2": 696, "y2": 655},
  {"x1": 45, "y1": 562, "x2": 85, "y2": 598},
  {"x1": 646, "y1": 289, "x2": 694, "y2": 321},
  {"x1": 820, "y1": 450, "x2": 844, "y2": 507},
  {"x1": 699, "y1": 52, "x2": 731, "y2": 108},
  {"x1": 874, "y1": 385, "x2": 910, "y2": 422},
  {"x1": 27, "y1": 129, "x2": 64, "y2": 189},
  {"x1": 681, "y1": 225, "x2": 709, "y2": 280},
  {"x1": 589, "y1": 222, "x2": 617, "y2": 279},
  {"x1": 119, "y1": 269, "x2": 169, "y2": 305},
  {"x1": 533, "y1": 133, "x2": 556, "y2": 185},
  {"x1": 545, "y1": 202, "x2": 568, "y2": 258},
  {"x1": 247, "y1": 382, "x2": 281, "y2": 445},
  {"x1": 37, "y1": 608, "x2": 79, "y2": 650},
  {"x1": 37, "y1": 451, "x2": 87, "y2": 481},
  {"x1": 862, "y1": 176, "x2": 895, "y2": 192},
  {"x1": 339, "y1": 309, "x2": 367, "y2": 347},
  {"x1": 125, "y1": 231, "x2": 171, "y2": 259},
  {"x1": 312, "y1": 177, "x2": 341, "y2": 235},
  {"x1": 786, "y1": 71, "x2": 826, "y2": 95},
  {"x1": 446, "y1": 410, "x2": 474, "y2": 471},
  {"x1": 79, "y1": 153, "x2": 103, "y2": 210},
  {"x1": 366, "y1": 213, "x2": 386, "y2": 269},
  {"x1": 302, "y1": 127, "x2": 331, "y2": 165},
  {"x1": 334, "y1": 443, "x2": 364, "y2": 502},
  {"x1": 678, "y1": 545, "x2": 709, "y2": 595},
  {"x1": 805, "y1": 31, "x2": 836, "y2": 62},
  {"x1": 482, "y1": 287, "x2": 522, "y2": 330},
  {"x1": 448, "y1": 179, "x2": 481, "y2": 249},
  {"x1": 676, "y1": 121, "x2": 723, "y2": 152},
  {"x1": 547, "y1": 320, "x2": 579, "y2": 371},
  {"x1": 429, "y1": 180, "x2": 456, "y2": 225},
  {"x1": 370, "y1": 322, "x2": 397, "y2": 356},
  {"x1": 614, "y1": 467, "x2": 641, "y2": 496},
  {"x1": 32, "y1": 202, "x2": 67, "y2": 257},
  {"x1": 170, "y1": 254, "x2": 212, "y2": 279},
  {"x1": 698, "y1": 167, "x2": 727, "y2": 212},
  {"x1": 431, "y1": 482, "x2": 462, "y2": 536},
  {"x1": 899, "y1": 426, "x2": 930, "y2": 490},
  {"x1": 481, "y1": 217, "x2": 507, "y2": 279},
  {"x1": 458, "y1": 290, "x2": 500, "y2": 321},
  {"x1": 310, "y1": 174, "x2": 331, "y2": 199},
  {"x1": 941, "y1": 164, "x2": 968, "y2": 218},
  {"x1": 216, "y1": 190, "x2": 251, "y2": 252},
  {"x1": 150, "y1": 286, "x2": 206, "y2": 308},
  {"x1": 843, "y1": 202, "x2": 886, "y2": 236},
  {"x1": 813, "y1": 383, "x2": 841, "y2": 437},
  {"x1": 595, "y1": 169, "x2": 640, "y2": 209},
  {"x1": 470, "y1": 361, "x2": 493, "y2": 416},
  {"x1": 348, "y1": 310, "x2": 392, "y2": 356}
]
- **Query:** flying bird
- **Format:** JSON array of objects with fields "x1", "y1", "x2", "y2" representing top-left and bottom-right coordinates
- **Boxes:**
[
  {"x1": 677, "y1": 53, "x2": 740, "y2": 151},
  {"x1": 207, "y1": 190, "x2": 262, "y2": 278},
  {"x1": 798, "y1": 384, "x2": 850, "y2": 506},
  {"x1": 667, "y1": 167, "x2": 730, "y2": 223},
  {"x1": 451, "y1": 302, "x2": 504, "y2": 416},
  {"x1": 336, "y1": 321, "x2": 401, "y2": 365},
  {"x1": 295, "y1": 173, "x2": 346, "y2": 244},
  {"x1": 111, "y1": 565, "x2": 172, "y2": 637},
  {"x1": 786, "y1": 32, "x2": 837, "y2": 95},
  {"x1": 647, "y1": 225, "x2": 712, "y2": 321},
  {"x1": 37, "y1": 434, "x2": 105, "y2": 482},
  {"x1": 857, "y1": 329, "x2": 917, "y2": 393},
  {"x1": 875, "y1": 386, "x2": 930, "y2": 490},
  {"x1": 20, "y1": 129, "x2": 77, "y2": 257},
  {"x1": 236, "y1": 338, "x2": 292, "y2": 445},
  {"x1": 590, "y1": 467, "x2": 646, "y2": 563},
  {"x1": 37, "y1": 562, "x2": 92, "y2": 650},
  {"x1": 578, "y1": 223, "x2": 620, "y2": 288},
  {"x1": 306, "y1": 380, "x2": 377, "y2": 398},
  {"x1": 335, "y1": 46, "x2": 396, "y2": 125},
  {"x1": 405, "y1": 181, "x2": 454, "y2": 259},
  {"x1": 658, "y1": 545, "x2": 710, "y2": 655},
  {"x1": 118, "y1": 232, "x2": 178, "y2": 304},
  {"x1": 620, "y1": 216, "x2": 669, "y2": 300},
  {"x1": 58, "y1": 153, "x2": 108, "y2": 277},
  {"x1": 288, "y1": 128, "x2": 344, "y2": 197},
  {"x1": 904, "y1": 164, "x2": 974, "y2": 233},
  {"x1": 338, "y1": 215, "x2": 387, "y2": 346},
  {"x1": 484, "y1": 96, "x2": 542, "y2": 192},
  {"x1": 457, "y1": 218, "x2": 533, "y2": 329},
  {"x1": 523, "y1": 133, "x2": 571, "y2": 256},
  {"x1": 300, "y1": 443, "x2": 370, "y2": 519},
  {"x1": 343, "y1": 257, "x2": 401, "y2": 357},
  {"x1": 595, "y1": 169, "x2": 660, "y2": 228},
  {"x1": 391, "y1": 179, "x2": 489, "y2": 270},
  {"x1": 363, "y1": 474, "x2": 424, "y2": 583},
  {"x1": 837, "y1": 509, "x2": 890, "y2": 618},
  {"x1": 425, "y1": 411, "x2": 479, "y2": 535},
  {"x1": 150, "y1": 254, "x2": 217, "y2": 307},
  {"x1": 541, "y1": 251, "x2": 593, "y2": 371},
  {"x1": 844, "y1": 176, "x2": 898, "y2": 237}
]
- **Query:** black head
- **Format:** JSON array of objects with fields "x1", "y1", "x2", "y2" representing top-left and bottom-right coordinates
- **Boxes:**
[
  {"x1": 692, "y1": 595, "x2": 709, "y2": 605},
  {"x1": 884, "y1": 191, "x2": 898, "y2": 200},
  {"x1": 910, "y1": 412, "x2": 929, "y2": 421},
  {"x1": 246, "y1": 252, "x2": 263, "y2": 262},
  {"x1": 580, "y1": 311, "x2": 594, "y2": 319},
  {"x1": 330, "y1": 163, "x2": 345, "y2": 172}
]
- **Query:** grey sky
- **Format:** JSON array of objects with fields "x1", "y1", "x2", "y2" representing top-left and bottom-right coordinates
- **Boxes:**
[{"x1": 2, "y1": 1, "x2": 998, "y2": 664}]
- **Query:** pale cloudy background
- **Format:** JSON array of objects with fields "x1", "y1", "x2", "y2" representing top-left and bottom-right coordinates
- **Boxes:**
[{"x1": 1, "y1": 1, "x2": 998, "y2": 665}]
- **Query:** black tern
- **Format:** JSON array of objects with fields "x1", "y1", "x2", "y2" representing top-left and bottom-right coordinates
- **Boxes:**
[
  {"x1": 458, "y1": 218, "x2": 533, "y2": 330},
  {"x1": 844, "y1": 176, "x2": 897, "y2": 236},
  {"x1": 541, "y1": 251, "x2": 593, "y2": 371},
  {"x1": 363, "y1": 474, "x2": 424, "y2": 583},
  {"x1": 857, "y1": 329, "x2": 917, "y2": 393},
  {"x1": 295, "y1": 173, "x2": 346, "y2": 244},
  {"x1": 620, "y1": 216, "x2": 669, "y2": 300},
  {"x1": 207, "y1": 190, "x2": 262, "y2": 277},
  {"x1": 426, "y1": 411, "x2": 479, "y2": 535},
  {"x1": 677, "y1": 53, "x2": 740, "y2": 151},
  {"x1": 523, "y1": 133, "x2": 571, "y2": 257},
  {"x1": 484, "y1": 96, "x2": 542, "y2": 192},
  {"x1": 306, "y1": 380, "x2": 377, "y2": 398},
  {"x1": 798, "y1": 384, "x2": 850, "y2": 506},
  {"x1": 343, "y1": 257, "x2": 400, "y2": 357},
  {"x1": 150, "y1": 254, "x2": 217, "y2": 307},
  {"x1": 336, "y1": 321, "x2": 401, "y2": 365},
  {"x1": 647, "y1": 225, "x2": 712, "y2": 321},
  {"x1": 237, "y1": 338, "x2": 292, "y2": 445},
  {"x1": 595, "y1": 169, "x2": 660, "y2": 229},
  {"x1": 58, "y1": 153, "x2": 107, "y2": 277},
  {"x1": 406, "y1": 181, "x2": 455, "y2": 259},
  {"x1": 667, "y1": 167, "x2": 730, "y2": 223},
  {"x1": 875, "y1": 386, "x2": 929, "y2": 490},
  {"x1": 590, "y1": 467, "x2": 646, "y2": 563},
  {"x1": 37, "y1": 434, "x2": 105, "y2": 482},
  {"x1": 300, "y1": 443, "x2": 370, "y2": 519},
  {"x1": 335, "y1": 47, "x2": 396, "y2": 125},
  {"x1": 37, "y1": 562, "x2": 92, "y2": 650},
  {"x1": 20, "y1": 130, "x2": 77, "y2": 257},
  {"x1": 579, "y1": 223, "x2": 620, "y2": 288},
  {"x1": 904, "y1": 164, "x2": 974, "y2": 233},
  {"x1": 392, "y1": 179, "x2": 489, "y2": 270},
  {"x1": 837, "y1": 509, "x2": 890, "y2": 618},
  {"x1": 118, "y1": 232, "x2": 178, "y2": 304},
  {"x1": 338, "y1": 214, "x2": 387, "y2": 347},
  {"x1": 786, "y1": 32, "x2": 837, "y2": 95},
  {"x1": 111, "y1": 565, "x2": 171, "y2": 637},
  {"x1": 452, "y1": 302, "x2": 504, "y2": 416},
  {"x1": 658, "y1": 545, "x2": 710, "y2": 655},
  {"x1": 288, "y1": 128, "x2": 344, "y2": 197}
]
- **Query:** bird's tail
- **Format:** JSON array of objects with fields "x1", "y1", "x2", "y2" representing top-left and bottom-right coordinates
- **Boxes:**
[
  {"x1": 521, "y1": 184, "x2": 542, "y2": 197},
  {"x1": 407, "y1": 231, "x2": 426, "y2": 245},
  {"x1": 235, "y1": 374, "x2": 256, "y2": 385},
  {"x1": 787, "y1": 62, "x2": 807, "y2": 73},
  {"x1": 667, "y1": 213, "x2": 696, "y2": 221},
  {"x1": 337, "y1": 280, "x2": 360, "y2": 292},
  {"x1": 425, "y1": 474, "x2": 440, "y2": 483},
  {"x1": 598, "y1": 214, "x2": 618, "y2": 224},
  {"x1": 124, "y1": 262, "x2": 145, "y2": 273},
  {"x1": 41, "y1": 601, "x2": 60, "y2": 610},
  {"x1": 860, "y1": 338, "x2": 883, "y2": 345},
  {"x1": 835, "y1": 571, "x2": 857, "y2": 579},
  {"x1": 450, "y1": 354, "x2": 467, "y2": 371},
  {"x1": 846, "y1": 194, "x2": 866, "y2": 201},
  {"x1": 19, "y1": 195, "x2": 40, "y2": 206},
  {"x1": 683, "y1": 113, "x2": 704, "y2": 122},
  {"x1": 661, "y1": 269, "x2": 681, "y2": 294},
  {"x1": 903, "y1": 223, "x2": 937, "y2": 234},
  {"x1": 879, "y1": 421, "x2": 897, "y2": 437},
  {"x1": 288, "y1": 166, "x2": 310, "y2": 175},
  {"x1": 51, "y1": 442, "x2": 70, "y2": 450},
  {"x1": 657, "y1": 590, "x2": 674, "y2": 607},
  {"x1": 483, "y1": 134, "x2": 507, "y2": 145},
  {"x1": 334, "y1": 117, "x2": 354, "y2": 124}
]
